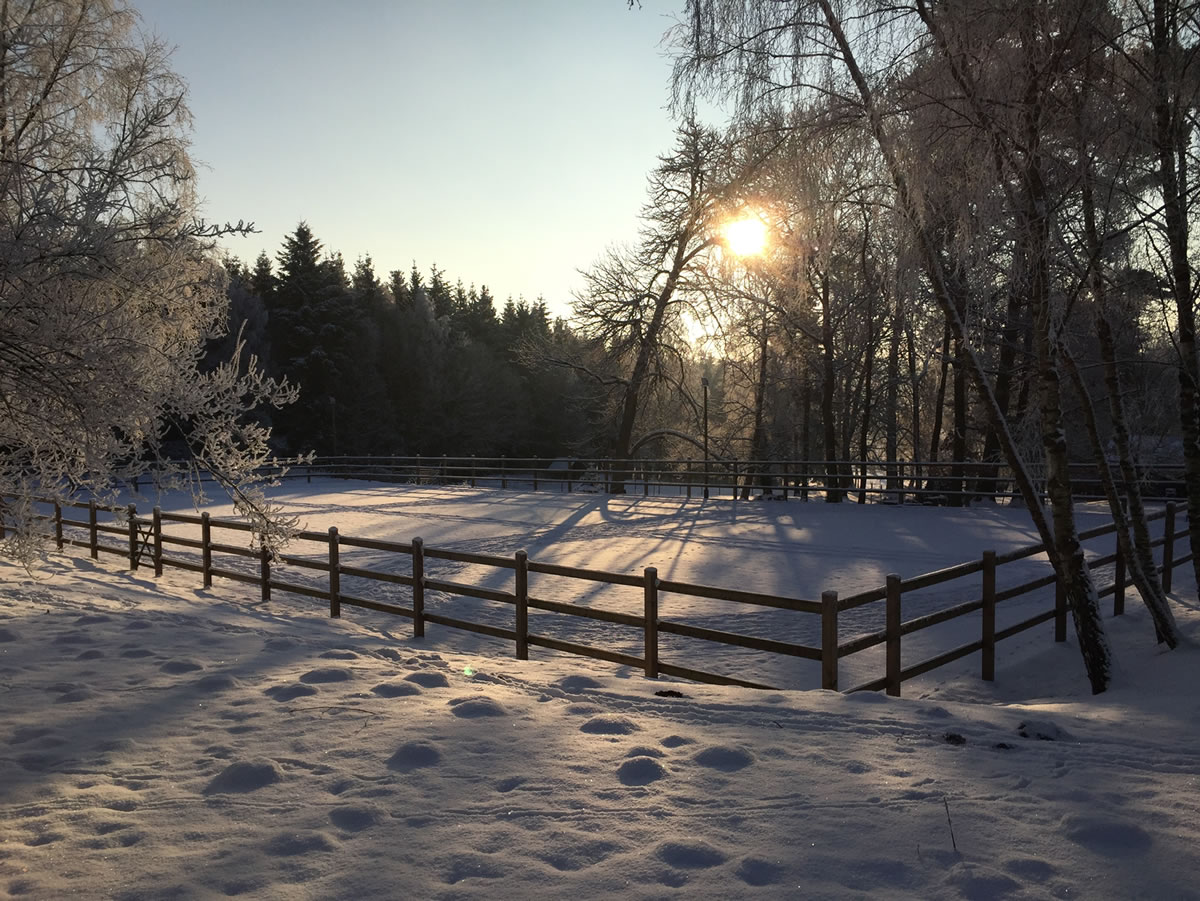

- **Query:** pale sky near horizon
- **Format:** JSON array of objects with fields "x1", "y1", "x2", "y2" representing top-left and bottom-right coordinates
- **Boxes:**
[{"x1": 134, "y1": 0, "x2": 689, "y2": 317}]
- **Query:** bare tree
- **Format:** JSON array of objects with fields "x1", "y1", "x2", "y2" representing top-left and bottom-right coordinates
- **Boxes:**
[
  {"x1": 0, "y1": 0, "x2": 300, "y2": 561},
  {"x1": 571, "y1": 119, "x2": 749, "y2": 492}
]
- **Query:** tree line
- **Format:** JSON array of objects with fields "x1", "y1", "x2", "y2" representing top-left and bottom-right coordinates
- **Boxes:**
[{"x1": 208, "y1": 224, "x2": 603, "y2": 460}]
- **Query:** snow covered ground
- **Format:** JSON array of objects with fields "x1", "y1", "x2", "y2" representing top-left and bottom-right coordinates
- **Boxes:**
[{"x1": 2, "y1": 483, "x2": 1198, "y2": 899}]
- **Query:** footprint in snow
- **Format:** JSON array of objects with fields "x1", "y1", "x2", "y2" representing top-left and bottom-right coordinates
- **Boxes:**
[
  {"x1": 448, "y1": 696, "x2": 507, "y2": 718},
  {"x1": 299, "y1": 667, "x2": 353, "y2": 684},
  {"x1": 617, "y1": 756, "x2": 667, "y2": 785},
  {"x1": 387, "y1": 742, "x2": 441, "y2": 772},
  {"x1": 737, "y1": 857, "x2": 786, "y2": 886},
  {"x1": 203, "y1": 759, "x2": 283, "y2": 795},
  {"x1": 264, "y1": 683, "x2": 318, "y2": 701},
  {"x1": 329, "y1": 805, "x2": 380, "y2": 832},
  {"x1": 661, "y1": 734, "x2": 694, "y2": 748},
  {"x1": 1018, "y1": 719, "x2": 1073, "y2": 742},
  {"x1": 693, "y1": 745, "x2": 755, "y2": 771},
  {"x1": 1062, "y1": 814, "x2": 1153, "y2": 855},
  {"x1": 264, "y1": 831, "x2": 336, "y2": 855},
  {"x1": 9, "y1": 726, "x2": 55, "y2": 745},
  {"x1": 1004, "y1": 858, "x2": 1058, "y2": 882},
  {"x1": 404, "y1": 671, "x2": 450, "y2": 688},
  {"x1": 580, "y1": 715, "x2": 640, "y2": 735},
  {"x1": 160, "y1": 659, "x2": 203, "y2": 674},
  {"x1": 371, "y1": 681, "x2": 421, "y2": 698},
  {"x1": 193, "y1": 673, "x2": 241, "y2": 692},
  {"x1": 556, "y1": 675, "x2": 603, "y2": 692},
  {"x1": 55, "y1": 687, "x2": 97, "y2": 704},
  {"x1": 656, "y1": 840, "x2": 727, "y2": 869},
  {"x1": 74, "y1": 614, "x2": 112, "y2": 625}
]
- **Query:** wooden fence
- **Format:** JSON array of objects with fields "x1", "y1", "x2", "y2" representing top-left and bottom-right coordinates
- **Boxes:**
[
  {"x1": 6, "y1": 496, "x2": 1191, "y2": 695},
  {"x1": 255, "y1": 454, "x2": 1188, "y2": 506}
]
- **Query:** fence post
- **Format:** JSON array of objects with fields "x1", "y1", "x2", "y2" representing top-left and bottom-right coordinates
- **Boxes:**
[
  {"x1": 470, "y1": 455, "x2": 477, "y2": 488},
  {"x1": 201, "y1": 513, "x2": 212, "y2": 587},
  {"x1": 1113, "y1": 537, "x2": 1126, "y2": 616},
  {"x1": 412, "y1": 537, "x2": 425, "y2": 638},
  {"x1": 89, "y1": 501, "x2": 98, "y2": 559},
  {"x1": 329, "y1": 527, "x2": 340, "y2": 618},
  {"x1": 54, "y1": 502, "x2": 63, "y2": 550},
  {"x1": 1054, "y1": 578, "x2": 1067, "y2": 643},
  {"x1": 152, "y1": 507, "x2": 163, "y2": 577},
  {"x1": 821, "y1": 590, "x2": 838, "y2": 691},
  {"x1": 886, "y1": 574, "x2": 901, "y2": 697},
  {"x1": 644, "y1": 566, "x2": 659, "y2": 678},
  {"x1": 1163, "y1": 502, "x2": 1177, "y2": 594},
  {"x1": 127, "y1": 503, "x2": 138, "y2": 570},
  {"x1": 260, "y1": 545, "x2": 271, "y2": 602},
  {"x1": 515, "y1": 550, "x2": 529, "y2": 660},
  {"x1": 982, "y1": 550, "x2": 996, "y2": 681}
]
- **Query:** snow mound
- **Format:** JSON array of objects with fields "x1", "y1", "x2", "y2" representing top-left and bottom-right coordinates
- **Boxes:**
[{"x1": 203, "y1": 759, "x2": 283, "y2": 794}]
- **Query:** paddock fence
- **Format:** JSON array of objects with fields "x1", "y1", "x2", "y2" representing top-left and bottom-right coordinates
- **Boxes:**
[
  {"x1": 3, "y1": 495, "x2": 1191, "y2": 695},
  {"x1": 239, "y1": 454, "x2": 1187, "y2": 507}
]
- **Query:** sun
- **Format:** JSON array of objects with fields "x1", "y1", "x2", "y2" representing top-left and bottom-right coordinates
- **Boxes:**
[{"x1": 722, "y1": 214, "x2": 768, "y2": 257}]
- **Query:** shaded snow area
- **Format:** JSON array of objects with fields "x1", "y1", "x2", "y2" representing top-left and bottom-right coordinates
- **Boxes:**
[{"x1": 2, "y1": 484, "x2": 1199, "y2": 899}]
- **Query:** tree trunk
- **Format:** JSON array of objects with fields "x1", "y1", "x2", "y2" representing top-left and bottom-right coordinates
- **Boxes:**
[
  {"x1": 951, "y1": 272, "x2": 969, "y2": 507},
  {"x1": 820, "y1": 269, "x2": 842, "y2": 502},
  {"x1": 748, "y1": 316, "x2": 771, "y2": 496},
  {"x1": 886, "y1": 292, "x2": 901, "y2": 492},
  {"x1": 907, "y1": 320, "x2": 921, "y2": 491},
  {"x1": 928, "y1": 320, "x2": 951, "y2": 482},
  {"x1": 1019, "y1": 38, "x2": 1111, "y2": 691},
  {"x1": 859, "y1": 292, "x2": 876, "y2": 504},
  {"x1": 1093, "y1": 324, "x2": 1181, "y2": 645},
  {"x1": 1061, "y1": 348, "x2": 1175, "y2": 637},
  {"x1": 611, "y1": 242, "x2": 692, "y2": 494},
  {"x1": 801, "y1": 373, "x2": 813, "y2": 496},
  {"x1": 975, "y1": 275, "x2": 1024, "y2": 500},
  {"x1": 1079, "y1": 155, "x2": 1181, "y2": 646}
]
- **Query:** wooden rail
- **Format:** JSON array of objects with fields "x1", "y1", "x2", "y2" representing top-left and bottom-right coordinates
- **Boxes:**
[
  {"x1": 3, "y1": 494, "x2": 1189, "y2": 695},
  {"x1": 136, "y1": 454, "x2": 1189, "y2": 506}
]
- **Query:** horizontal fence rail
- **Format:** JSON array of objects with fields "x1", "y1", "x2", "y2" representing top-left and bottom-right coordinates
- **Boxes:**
[
  {"x1": 2, "y1": 492, "x2": 1190, "y2": 695},
  {"x1": 135, "y1": 454, "x2": 1191, "y2": 507}
]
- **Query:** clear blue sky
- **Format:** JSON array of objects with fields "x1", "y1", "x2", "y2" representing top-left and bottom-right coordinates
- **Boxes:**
[{"x1": 135, "y1": 0, "x2": 686, "y2": 316}]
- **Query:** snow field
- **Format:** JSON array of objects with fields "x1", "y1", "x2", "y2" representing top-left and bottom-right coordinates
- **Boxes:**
[{"x1": 2, "y1": 482, "x2": 1197, "y2": 899}]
